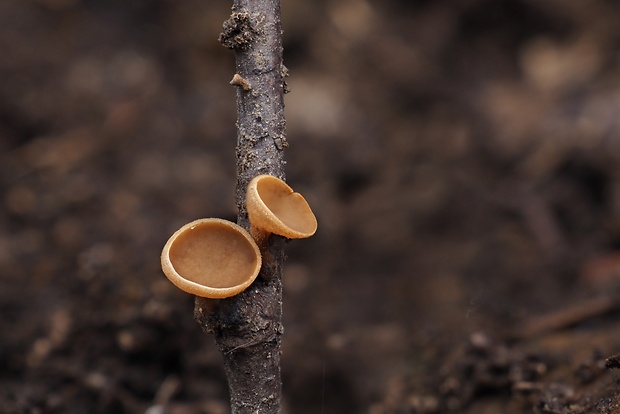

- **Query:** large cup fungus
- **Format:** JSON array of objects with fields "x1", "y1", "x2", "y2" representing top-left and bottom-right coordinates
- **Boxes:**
[
  {"x1": 246, "y1": 174, "x2": 318, "y2": 245},
  {"x1": 161, "y1": 218, "x2": 261, "y2": 299}
]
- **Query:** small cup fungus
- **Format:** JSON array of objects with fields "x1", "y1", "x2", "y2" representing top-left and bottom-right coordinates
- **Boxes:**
[
  {"x1": 246, "y1": 175, "x2": 318, "y2": 244},
  {"x1": 161, "y1": 218, "x2": 262, "y2": 299}
]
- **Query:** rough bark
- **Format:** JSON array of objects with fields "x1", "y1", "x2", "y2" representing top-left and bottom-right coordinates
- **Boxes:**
[{"x1": 194, "y1": 0, "x2": 287, "y2": 413}]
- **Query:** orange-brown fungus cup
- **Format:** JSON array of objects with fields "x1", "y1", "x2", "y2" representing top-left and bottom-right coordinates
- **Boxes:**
[
  {"x1": 161, "y1": 218, "x2": 262, "y2": 298},
  {"x1": 246, "y1": 175, "x2": 318, "y2": 245}
]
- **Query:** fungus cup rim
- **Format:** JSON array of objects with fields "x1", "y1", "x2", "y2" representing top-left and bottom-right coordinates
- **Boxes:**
[
  {"x1": 246, "y1": 174, "x2": 318, "y2": 239},
  {"x1": 161, "y1": 218, "x2": 262, "y2": 298}
]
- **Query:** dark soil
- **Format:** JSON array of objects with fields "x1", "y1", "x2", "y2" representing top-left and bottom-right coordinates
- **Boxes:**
[{"x1": 3, "y1": 0, "x2": 620, "y2": 413}]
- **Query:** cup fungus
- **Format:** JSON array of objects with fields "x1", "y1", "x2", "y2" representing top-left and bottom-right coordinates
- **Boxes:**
[
  {"x1": 246, "y1": 175, "x2": 318, "y2": 244},
  {"x1": 161, "y1": 218, "x2": 262, "y2": 299}
]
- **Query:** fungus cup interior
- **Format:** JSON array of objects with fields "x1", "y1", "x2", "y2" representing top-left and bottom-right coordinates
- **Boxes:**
[
  {"x1": 251, "y1": 175, "x2": 317, "y2": 237},
  {"x1": 162, "y1": 219, "x2": 261, "y2": 298}
]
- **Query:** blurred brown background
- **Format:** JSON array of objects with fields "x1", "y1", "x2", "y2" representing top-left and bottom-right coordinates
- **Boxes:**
[{"x1": 2, "y1": 0, "x2": 620, "y2": 413}]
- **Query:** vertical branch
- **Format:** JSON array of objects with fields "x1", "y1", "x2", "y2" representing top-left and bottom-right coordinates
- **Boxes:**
[{"x1": 194, "y1": 0, "x2": 287, "y2": 413}]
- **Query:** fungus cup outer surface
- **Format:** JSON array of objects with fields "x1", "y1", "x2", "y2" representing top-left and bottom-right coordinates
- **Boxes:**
[
  {"x1": 246, "y1": 175, "x2": 318, "y2": 239},
  {"x1": 161, "y1": 218, "x2": 262, "y2": 299}
]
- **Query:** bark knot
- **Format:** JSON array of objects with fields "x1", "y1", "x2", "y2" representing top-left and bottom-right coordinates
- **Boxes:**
[{"x1": 219, "y1": 12, "x2": 258, "y2": 50}]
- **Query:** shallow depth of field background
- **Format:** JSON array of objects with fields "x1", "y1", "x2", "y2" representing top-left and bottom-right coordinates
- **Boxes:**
[{"x1": 2, "y1": 0, "x2": 620, "y2": 413}]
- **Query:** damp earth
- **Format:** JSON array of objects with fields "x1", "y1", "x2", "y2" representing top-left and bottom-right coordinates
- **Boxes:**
[{"x1": 2, "y1": 1, "x2": 620, "y2": 413}]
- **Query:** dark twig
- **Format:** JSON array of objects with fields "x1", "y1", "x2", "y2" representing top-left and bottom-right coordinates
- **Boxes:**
[{"x1": 194, "y1": 0, "x2": 287, "y2": 413}]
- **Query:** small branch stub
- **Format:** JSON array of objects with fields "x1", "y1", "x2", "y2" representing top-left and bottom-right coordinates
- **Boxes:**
[{"x1": 230, "y1": 73, "x2": 252, "y2": 91}]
